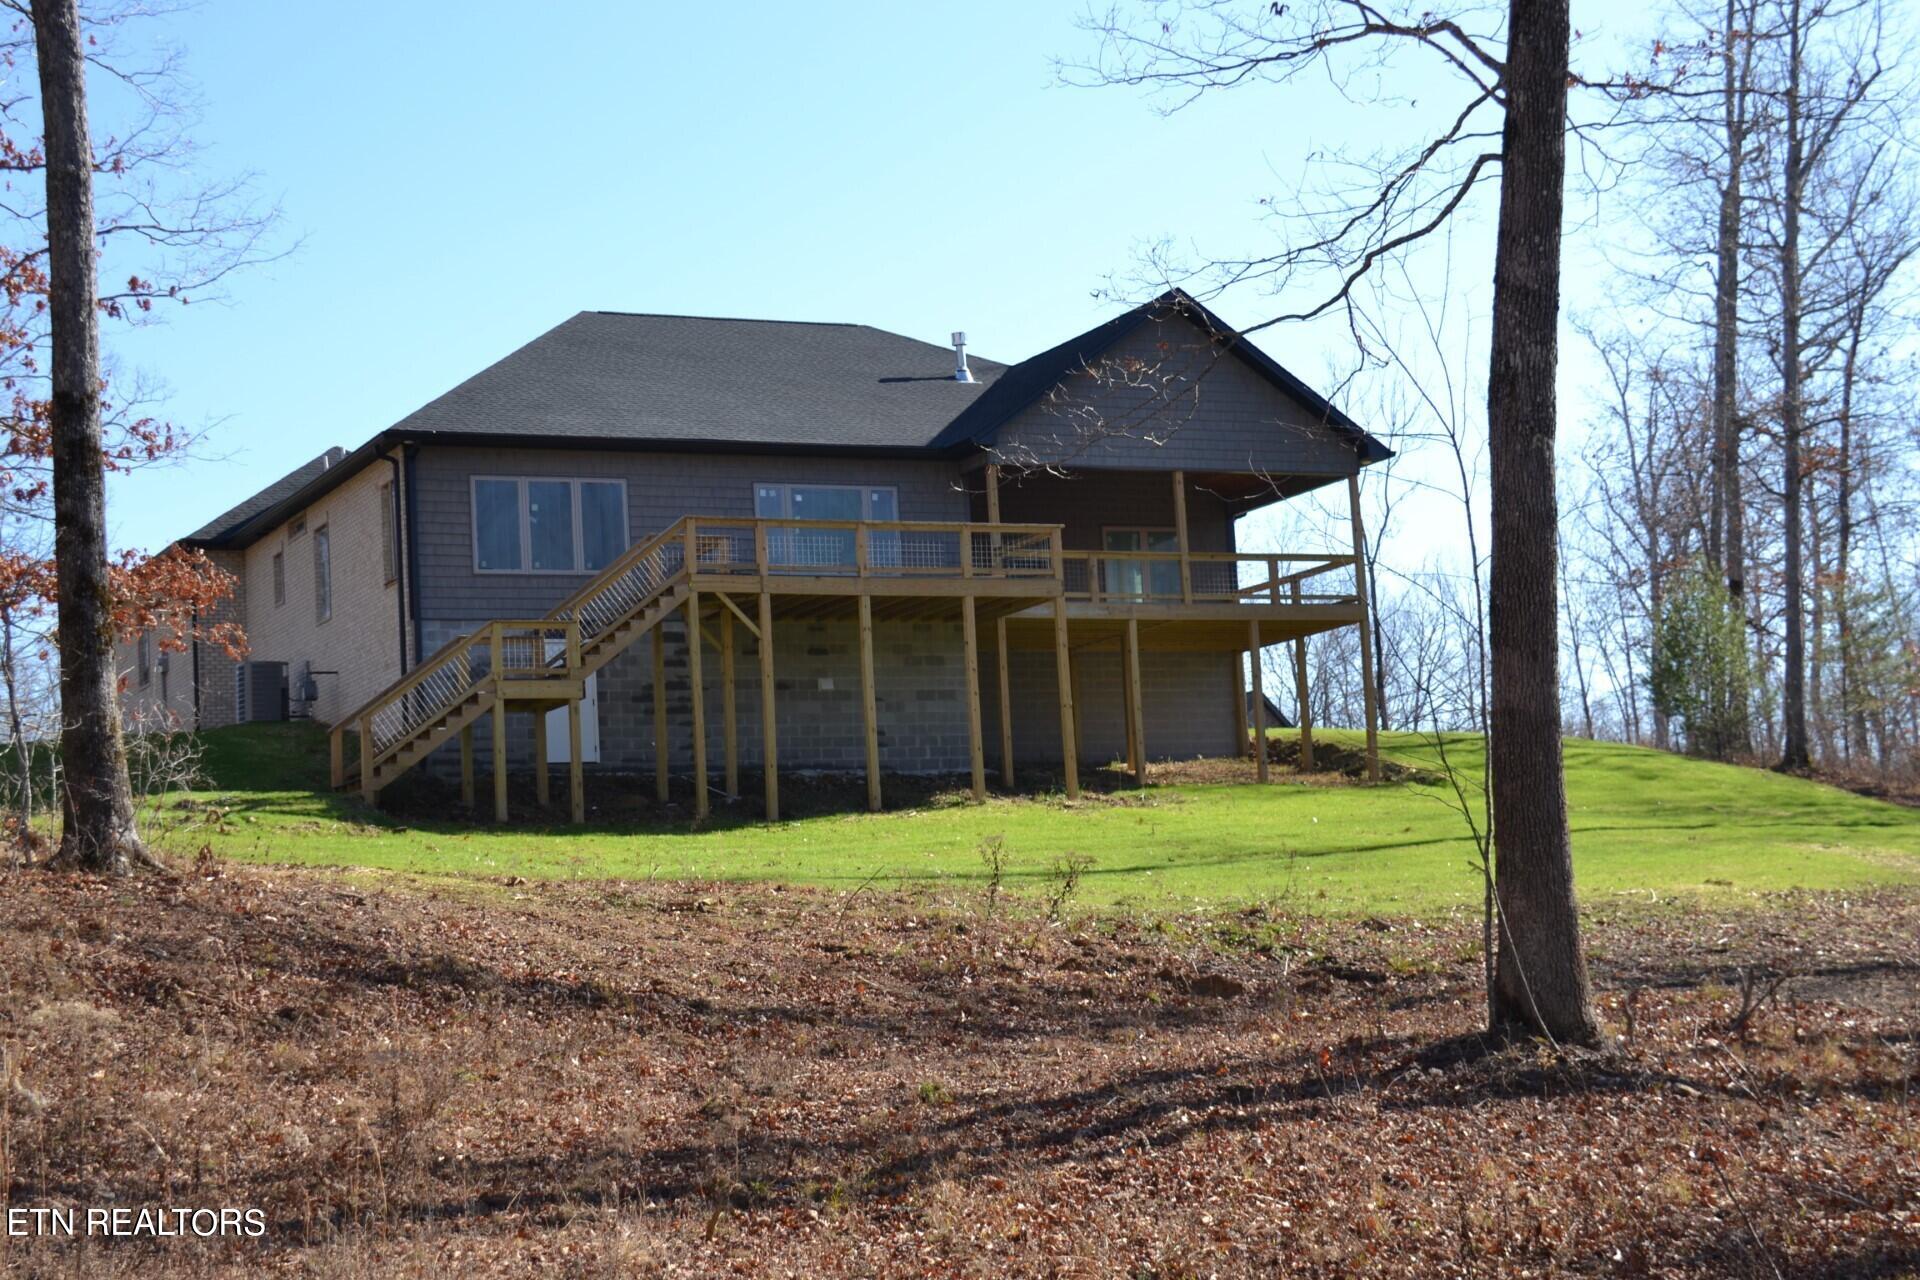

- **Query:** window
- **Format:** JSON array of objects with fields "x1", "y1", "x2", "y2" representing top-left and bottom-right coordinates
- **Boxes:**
[
  {"x1": 272, "y1": 552, "x2": 286, "y2": 607},
  {"x1": 380, "y1": 482, "x2": 398, "y2": 583},
  {"x1": 136, "y1": 633, "x2": 153, "y2": 687},
  {"x1": 754, "y1": 483, "x2": 900, "y2": 569},
  {"x1": 313, "y1": 525, "x2": 332, "y2": 622},
  {"x1": 1104, "y1": 527, "x2": 1181, "y2": 600},
  {"x1": 289, "y1": 515, "x2": 306, "y2": 538},
  {"x1": 472, "y1": 477, "x2": 628, "y2": 573}
]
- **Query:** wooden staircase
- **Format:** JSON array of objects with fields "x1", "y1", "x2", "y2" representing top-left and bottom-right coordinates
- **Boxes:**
[{"x1": 329, "y1": 518, "x2": 698, "y2": 804}]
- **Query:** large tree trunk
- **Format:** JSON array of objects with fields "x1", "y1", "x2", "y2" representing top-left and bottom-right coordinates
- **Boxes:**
[
  {"x1": 1778, "y1": 0, "x2": 1811, "y2": 772},
  {"x1": 34, "y1": 0, "x2": 154, "y2": 874},
  {"x1": 1710, "y1": 0, "x2": 1752, "y2": 757},
  {"x1": 1485, "y1": 0, "x2": 1601, "y2": 1045}
]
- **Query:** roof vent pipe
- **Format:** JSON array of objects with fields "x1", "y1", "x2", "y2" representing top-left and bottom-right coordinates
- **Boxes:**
[{"x1": 952, "y1": 331, "x2": 975, "y2": 383}]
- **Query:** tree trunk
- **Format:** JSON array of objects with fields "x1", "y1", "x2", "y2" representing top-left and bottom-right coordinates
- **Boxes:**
[
  {"x1": 1485, "y1": 0, "x2": 1600, "y2": 1045},
  {"x1": 33, "y1": 0, "x2": 154, "y2": 874},
  {"x1": 1778, "y1": 0, "x2": 1811, "y2": 772},
  {"x1": 1835, "y1": 308, "x2": 1863, "y2": 762},
  {"x1": 2, "y1": 602, "x2": 32, "y2": 841},
  {"x1": 1711, "y1": 0, "x2": 1752, "y2": 756}
]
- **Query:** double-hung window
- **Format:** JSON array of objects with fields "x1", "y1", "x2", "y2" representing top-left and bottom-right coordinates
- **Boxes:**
[
  {"x1": 753, "y1": 483, "x2": 899, "y2": 569},
  {"x1": 473, "y1": 477, "x2": 628, "y2": 574},
  {"x1": 313, "y1": 526, "x2": 332, "y2": 622}
]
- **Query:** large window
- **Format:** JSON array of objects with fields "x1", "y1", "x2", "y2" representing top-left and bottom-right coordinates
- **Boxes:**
[
  {"x1": 473, "y1": 477, "x2": 627, "y2": 574},
  {"x1": 313, "y1": 525, "x2": 333, "y2": 622},
  {"x1": 753, "y1": 483, "x2": 900, "y2": 569},
  {"x1": 1103, "y1": 527, "x2": 1181, "y2": 600}
]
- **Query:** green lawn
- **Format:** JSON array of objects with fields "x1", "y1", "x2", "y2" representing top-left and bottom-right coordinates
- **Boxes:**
[{"x1": 163, "y1": 723, "x2": 1920, "y2": 916}]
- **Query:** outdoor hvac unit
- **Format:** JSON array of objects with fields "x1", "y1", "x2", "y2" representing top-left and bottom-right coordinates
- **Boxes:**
[{"x1": 235, "y1": 661, "x2": 290, "y2": 723}]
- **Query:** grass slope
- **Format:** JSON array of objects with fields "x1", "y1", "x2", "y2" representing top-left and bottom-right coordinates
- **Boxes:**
[{"x1": 172, "y1": 722, "x2": 1920, "y2": 916}]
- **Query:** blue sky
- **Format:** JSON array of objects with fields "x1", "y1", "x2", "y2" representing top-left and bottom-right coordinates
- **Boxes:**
[{"x1": 104, "y1": 0, "x2": 1658, "y2": 556}]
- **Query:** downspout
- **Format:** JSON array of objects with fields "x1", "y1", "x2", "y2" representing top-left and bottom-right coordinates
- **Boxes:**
[
  {"x1": 403, "y1": 441, "x2": 425, "y2": 666},
  {"x1": 386, "y1": 449, "x2": 410, "y2": 674}
]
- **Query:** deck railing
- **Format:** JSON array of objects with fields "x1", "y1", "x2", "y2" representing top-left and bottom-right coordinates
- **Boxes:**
[
  {"x1": 1060, "y1": 551, "x2": 1359, "y2": 606},
  {"x1": 679, "y1": 517, "x2": 1063, "y2": 582}
]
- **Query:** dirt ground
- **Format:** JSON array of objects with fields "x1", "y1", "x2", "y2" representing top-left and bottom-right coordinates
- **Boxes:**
[{"x1": 2, "y1": 861, "x2": 1915, "y2": 1278}]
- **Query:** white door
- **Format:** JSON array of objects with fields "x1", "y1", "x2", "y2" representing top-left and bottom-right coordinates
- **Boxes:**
[{"x1": 544, "y1": 640, "x2": 600, "y2": 763}]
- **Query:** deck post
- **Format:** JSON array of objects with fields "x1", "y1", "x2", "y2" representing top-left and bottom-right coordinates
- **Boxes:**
[
  {"x1": 962, "y1": 595, "x2": 985, "y2": 802},
  {"x1": 330, "y1": 726, "x2": 344, "y2": 790},
  {"x1": 1292, "y1": 581, "x2": 1316, "y2": 771},
  {"x1": 459, "y1": 723, "x2": 475, "y2": 807},
  {"x1": 1172, "y1": 470, "x2": 1192, "y2": 603},
  {"x1": 721, "y1": 608, "x2": 739, "y2": 800},
  {"x1": 1347, "y1": 473, "x2": 1381, "y2": 781},
  {"x1": 359, "y1": 714, "x2": 377, "y2": 805},
  {"x1": 1125, "y1": 617, "x2": 1146, "y2": 784},
  {"x1": 1231, "y1": 646, "x2": 1249, "y2": 757},
  {"x1": 758, "y1": 590, "x2": 779, "y2": 820},
  {"x1": 567, "y1": 697, "x2": 585, "y2": 823},
  {"x1": 652, "y1": 627, "x2": 669, "y2": 803},
  {"x1": 995, "y1": 618, "x2": 1015, "y2": 789},
  {"x1": 1248, "y1": 618, "x2": 1269, "y2": 783},
  {"x1": 858, "y1": 593, "x2": 881, "y2": 811},
  {"x1": 532, "y1": 705, "x2": 549, "y2": 808},
  {"x1": 686, "y1": 592, "x2": 709, "y2": 818},
  {"x1": 1052, "y1": 595, "x2": 1080, "y2": 799},
  {"x1": 491, "y1": 704, "x2": 509, "y2": 821}
]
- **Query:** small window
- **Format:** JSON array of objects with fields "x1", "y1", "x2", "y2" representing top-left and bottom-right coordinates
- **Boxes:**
[
  {"x1": 472, "y1": 477, "x2": 628, "y2": 574},
  {"x1": 313, "y1": 525, "x2": 332, "y2": 623},
  {"x1": 380, "y1": 481, "x2": 398, "y2": 584},
  {"x1": 289, "y1": 515, "x2": 307, "y2": 538},
  {"x1": 136, "y1": 633, "x2": 153, "y2": 687},
  {"x1": 272, "y1": 552, "x2": 286, "y2": 607}
]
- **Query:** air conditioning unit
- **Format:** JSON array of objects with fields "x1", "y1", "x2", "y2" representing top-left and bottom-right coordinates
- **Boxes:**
[{"x1": 235, "y1": 661, "x2": 289, "y2": 723}]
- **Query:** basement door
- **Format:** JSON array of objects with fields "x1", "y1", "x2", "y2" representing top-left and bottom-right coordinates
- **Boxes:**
[{"x1": 543, "y1": 639, "x2": 600, "y2": 763}]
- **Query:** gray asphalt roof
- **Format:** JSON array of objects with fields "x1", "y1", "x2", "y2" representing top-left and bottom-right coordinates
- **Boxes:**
[
  {"x1": 387, "y1": 311, "x2": 1009, "y2": 449},
  {"x1": 186, "y1": 447, "x2": 348, "y2": 543}
]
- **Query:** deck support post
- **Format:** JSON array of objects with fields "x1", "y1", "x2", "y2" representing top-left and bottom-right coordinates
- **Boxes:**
[
  {"x1": 758, "y1": 590, "x2": 779, "y2": 820},
  {"x1": 1347, "y1": 473, "x2": 1381, "y2": 781},
  {"x1": 358, "y1": 715, "x2": 376, "y2": 805},
  {"x1": 652, "y1": 627, "x2": 669, "y2": 804},
  {"x1": 1172, "y1": 470, "x2": 1192, "y2": 604},
  {"x1": 1231, "y1": 646, "x2": 1249, "y2": 758},
  {"x1": 858, "y1": 594, "x2": 881, "y2": 812},
  {"x1": 567, "y1": 698, "x2": 585, "y2": 823},
  {"x1": 686, "y1": 592, "x2": 709, "y2": 818},
  {"x1": 1124, "y1": 618, "x2": 1145, "y2": 784},
  {"x1": 330, "y1": 727, "x2": 345, "y2": 790},
  {"x1": 459, "y1": 723, "x2": 475, "y2": 807},
  {"x1": 962, "y1": 595, "x2": 985, "y2": 802},
  {"x1": 1248, "y1": 618, "x2": 1269, "y2": 784},
  {"x1": 995, "y1": 618, "x2": 1015, "y2": 789},
  {"x1": 532, "y1": 706, "x2": 549, "y2": 808},
  {"x1": 1052, "y1": 595, "x2": 1080, "y2": 799},
  {"x1": 1292, "y1": 582, "x2": 1316, "y2": 771},
  {"x1": 721, "y1": 608, "x2": 739, "y2": 800},
  {"x1": 492, "y1": 704, "x2": 509, "y2": 821}
]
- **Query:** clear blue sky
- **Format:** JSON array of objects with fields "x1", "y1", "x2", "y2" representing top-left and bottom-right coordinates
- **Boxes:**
[{"x1": 105, "y1": 0, "x2": 1659, "y2": 556}]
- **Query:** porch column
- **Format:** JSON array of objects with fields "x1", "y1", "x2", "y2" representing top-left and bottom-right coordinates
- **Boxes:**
[
  {"x1": 686, "y1": 592, "x2": 709, "y2": 818},
  {"x1": 758, "y1": 590, "x2": 779, "y2": 820},
  {"x1": 962, "y1": 596, "x2": 985, "y2": 802},
  {"x1": 858, "y1": 594, "x2": 881, "y2": 811},
  {"x1": 1052, "y1": 595, "x2": 1080, "y2": 799},
  {"x1": 1292, "y1": 582, "x2": 1316, "y2": 771},
  {"x1": 996, "y1": 618, "x2": 1015, "y2": 789},
  {"x1": 492, "y1": 705, "x2": 510, "y2": 821},
  {"x1": 1172, "y1": 470, "x2": 1192, "y2": 603},
  {"x1": 532, "y1": 706, "x2": 550, "y2": 808},
  {"x1": 1125, "y1": 618, "x2": 1146, "y2": 784},
  {"x1": 567, "y1": 697, "x2": 585, "y2": 823},
  {"x1": 1347, "y1": 473, "x2": 1381, "y2": 781},
  {"x1": 721, "y1": 608, "x2": 739, "y2": 800},
  {"x1": 1248, "y1": 618, "x2": 1269, "y2": 783},
  {"x1": 651, "y1": 628, "x2": 669, "y2": 802},
  {"x1": 1230, "y1": 647, "x2": 1248, "y2": 758}
]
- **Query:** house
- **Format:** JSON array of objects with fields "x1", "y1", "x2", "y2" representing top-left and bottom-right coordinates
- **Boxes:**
[{"x1": 126, "y1": 290, "x2": 1389, "y2": 820}]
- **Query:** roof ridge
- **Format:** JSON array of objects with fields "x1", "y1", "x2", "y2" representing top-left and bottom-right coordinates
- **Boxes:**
[{"x1": 587, "y1": 309, "x2": 866, "y2": 328}]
